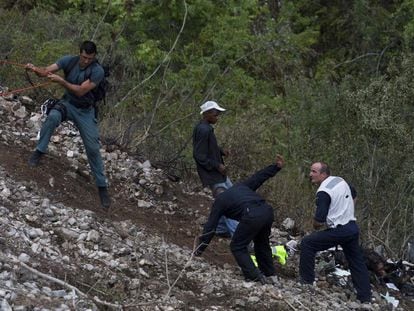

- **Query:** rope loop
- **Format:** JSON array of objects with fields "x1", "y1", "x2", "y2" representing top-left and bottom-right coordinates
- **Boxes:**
[{"x1": 0, "y1": 60, "x2": 51, "y2": 97}]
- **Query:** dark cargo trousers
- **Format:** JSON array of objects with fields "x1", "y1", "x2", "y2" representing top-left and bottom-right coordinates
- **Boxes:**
[
  {"x1": 230, "y1": 203, "x2": 276, "y2": 280},
  {"x1": 299, "y1": 221, "x2": 371, "y2": 302},
  {"x1": 36, "y1": 99, "x2": 107, "y2": 188}
]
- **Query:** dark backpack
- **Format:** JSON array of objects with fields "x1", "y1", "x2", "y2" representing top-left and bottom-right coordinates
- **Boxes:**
[{"x1": 64, "y1": 56, "x2": 109, "y2": 103}]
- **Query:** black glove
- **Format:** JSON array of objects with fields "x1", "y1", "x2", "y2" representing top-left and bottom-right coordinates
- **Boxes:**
[
  {"x1": 193, "y1": 249, "x2": 203, "y2": 257},
  {"x1": 193, "y1": 241, "x2": 207, "y2": 256}
]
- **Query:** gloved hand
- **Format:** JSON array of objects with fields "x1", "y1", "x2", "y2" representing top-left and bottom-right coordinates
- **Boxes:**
[
  {"x1": 193, "y1": 249, "x2": 203, "y2": 257},
  {"x1": 193, "y1": 243, "x2": 205, "y2": 257}
]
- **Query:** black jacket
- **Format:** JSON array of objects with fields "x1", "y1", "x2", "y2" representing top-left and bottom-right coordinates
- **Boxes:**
[
  {"x1": 198, "y1": 164, "x2": 281, "y2": 251},
  {"x1": 192, "y1": 120, "x2": 226, "y2": 186}
]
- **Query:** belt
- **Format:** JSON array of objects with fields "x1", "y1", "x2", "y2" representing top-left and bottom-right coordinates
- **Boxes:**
[
  {"x1": 64, "y1": 94, "x2": 93, "y2": 109},
  {"x1": 335, "y1": 220, "x2": 355, "y2": 228}
]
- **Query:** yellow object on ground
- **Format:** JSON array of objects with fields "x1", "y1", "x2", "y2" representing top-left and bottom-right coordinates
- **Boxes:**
[
  {"x1": 272, "y1": 245, "x2": 288, "y2": 265},
  {"x1": 250, "y1": 245, "x2": 288, "y2": 267}
]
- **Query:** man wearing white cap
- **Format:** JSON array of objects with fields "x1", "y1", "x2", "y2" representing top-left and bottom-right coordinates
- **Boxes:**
[{"x1": 193, "y1": 100, "x2": 238, "y2": 237}]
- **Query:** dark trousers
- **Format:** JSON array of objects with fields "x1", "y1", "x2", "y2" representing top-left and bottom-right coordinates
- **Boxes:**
[
  {"x1": 299, "y1": 221, "x2": 371, "y2": 302},
  {"x1": 230, "y1": 203, "x2": 275, "y2": 280}
]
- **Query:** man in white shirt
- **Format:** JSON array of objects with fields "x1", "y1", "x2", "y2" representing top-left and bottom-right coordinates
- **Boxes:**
[{"x1": 299, "y1": 162, "x2": 371, "y2": 303}]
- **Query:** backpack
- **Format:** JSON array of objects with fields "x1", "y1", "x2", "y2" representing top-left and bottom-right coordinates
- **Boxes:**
[{"x1": 64, "y1": 56, "x2": 109, "y2": 103}]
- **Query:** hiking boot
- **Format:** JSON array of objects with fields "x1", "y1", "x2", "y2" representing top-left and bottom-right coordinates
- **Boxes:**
[
  {"x1": 359, "y1": 302, "x2": 373, "y2": 310},
  {"x1": 28, "y1": 150, "x2": 44, "y2": 167},
  {"x1": 246, "y1": 273, "x2": 267, "y2": 285},
  {"x1": 357, "y1": 295, "x2": 373, "y2": 304},
  {"x1": 98, "y1": 187, "x2": 111, "y2": 209},
  {"x1": 257, "y1": 274, "x2": 268, "y2": 285},
  {"x1": 299, "y1": 281, "x2": 316, "y2": 294},
  {"x1": 358, "y1": 297, "x2": 373, "y2": 309}
]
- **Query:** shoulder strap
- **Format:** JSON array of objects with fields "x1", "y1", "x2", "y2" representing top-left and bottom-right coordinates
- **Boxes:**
[{"x1": 63, "y1": 56, "x2": 80, "y2": 78}]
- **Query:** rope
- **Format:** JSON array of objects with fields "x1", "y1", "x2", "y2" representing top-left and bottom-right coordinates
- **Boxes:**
[
  {"x1": 0, "y1": 60, "x2": 28, "y2": 68},
  {"x1": 0, "y1": 82, "x2": 52, "y2": 97},
  {"x1": 0, "y1": 60, "x2": 51, "y2": 96}
]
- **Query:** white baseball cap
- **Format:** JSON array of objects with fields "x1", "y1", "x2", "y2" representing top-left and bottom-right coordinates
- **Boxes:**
[{"x1": 199, "y1": 101, "x2": 226, "y2": 115}]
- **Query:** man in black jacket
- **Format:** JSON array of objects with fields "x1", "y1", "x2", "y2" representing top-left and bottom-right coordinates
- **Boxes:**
[
  {"x1": 192, "y1": 100, "x2": 238, "y2": 236},
  {"x1": 194, "y1": 155, "x2": 285, "y2": 284}
]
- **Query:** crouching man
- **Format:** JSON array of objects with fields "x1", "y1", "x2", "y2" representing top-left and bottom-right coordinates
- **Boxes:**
[{"x1": 194, "y1": 155, "x2": 285, "y2": 284}]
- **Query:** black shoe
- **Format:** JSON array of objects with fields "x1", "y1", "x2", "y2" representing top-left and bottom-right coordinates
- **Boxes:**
[
  {"x1": 28, "y1": 150, "x2": 44, "y2": 167},
  {"x1": 358, "y1": 297, "x2": 372, "y2": 304},
  {"x1": 98, "y1": 187, "x2": 111, "y2": 209},
  {"x1": 299, "y1": 281, "x2": 316, "y2": 294},
  {"x1": 257, "y1": 274, "x2": 268, "y2": 285},
  {"x1": 246, "y1": 273, "x2": 267, "y2": 285}
]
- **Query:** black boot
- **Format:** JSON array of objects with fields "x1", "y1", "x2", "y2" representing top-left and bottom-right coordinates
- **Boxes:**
[
  {"x1": 98, "y1": 187, "x2": 111, "y2": 209},
  {"x1": 246, "y1": 273, "x2": 267, "y2": 285},
  {"x1": 28, "y1": 150, "x2": 45, "y2": 167}
]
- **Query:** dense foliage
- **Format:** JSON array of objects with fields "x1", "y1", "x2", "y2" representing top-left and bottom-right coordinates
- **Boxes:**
[{"x1": 1, "y1": 0, "x2": 413, "y2": 257}]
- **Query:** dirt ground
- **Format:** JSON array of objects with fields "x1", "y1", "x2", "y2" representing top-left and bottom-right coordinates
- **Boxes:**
[
  {"x1": 2, "y1": 141, "x2": 413, "y2": 310},
  {"x1": 0, "y1": 141, "x2": 236, "y2": 269}
]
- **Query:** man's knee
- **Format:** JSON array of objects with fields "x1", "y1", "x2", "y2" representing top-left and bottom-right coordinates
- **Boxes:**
[
  {"x1": 230, "y1": 240, "x2": 245, "y2": 254},
  {"x1": 82, "y1": 134, "x2": 101, "y2": 153},
  {"x1": 45, "y1": 110, "x2": 62, "y2": 125},
  {"x1": 300, "y1": 235, "x2": 312, "y2": 249},
  {"x1": 212, "y1": 186, "x2": 226, "y2": 198},
  {"x1": 85, "y1": 144, "x2": 101, "y2": 159}
]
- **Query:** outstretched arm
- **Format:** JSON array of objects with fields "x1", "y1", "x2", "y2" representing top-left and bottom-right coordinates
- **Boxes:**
[
  {"x1": 194, "y1": 201, "x2": 223, "y2": 255},
  {"x1": 242, "y1": 154, "x2": 285, "y2": 191}
]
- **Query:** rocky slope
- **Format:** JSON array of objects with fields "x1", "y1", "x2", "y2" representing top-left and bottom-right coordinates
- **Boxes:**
[{"x1": 0, "y1": 94, "x2": 411, "y2": 310}]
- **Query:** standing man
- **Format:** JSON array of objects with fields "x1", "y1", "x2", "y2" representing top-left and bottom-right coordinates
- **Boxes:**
[
  {"x1": 25, "y1": 40, "x2": 110, "y2": 209},
  {"x1": 193, "y1": 100, "x2": 238, "y2": 237},
  {"x1": 194, "y1": 155, "x2": 285, "y2": 284},
  {"x1": 299, "y1": 162, "x2": 371, "y2": 303}
]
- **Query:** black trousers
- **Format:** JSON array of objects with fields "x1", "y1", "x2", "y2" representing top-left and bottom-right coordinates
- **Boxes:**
[
  {"x1": 230, "y1": 203, "x2": 275, "y2": 280},
  {"x1": 299, "y1": 221, "x2": 371, "y2": 302}
]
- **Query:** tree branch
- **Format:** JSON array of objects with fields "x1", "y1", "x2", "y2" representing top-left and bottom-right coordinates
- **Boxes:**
[
  {"x1": 333, "y1": 53, "x2": 380, "y2": 69},
  {"x1": 91, "y1": 0, "x2": 112, "y2": 41},
  {"x1": 2, "y1": 254, "x2": 123, "y2": 310},
  {"x1": 117, "y1": 0, "x2": 188, "y2": 105}
]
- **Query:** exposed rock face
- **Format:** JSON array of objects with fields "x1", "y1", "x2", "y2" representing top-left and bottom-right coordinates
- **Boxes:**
[{"x1": 0, "y1": 95, "x2": 411, "y2": 310}]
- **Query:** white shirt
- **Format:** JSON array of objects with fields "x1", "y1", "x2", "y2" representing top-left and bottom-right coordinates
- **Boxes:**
[{"x1": 317, "y1": 176, "x2": 356, "y2": 228}]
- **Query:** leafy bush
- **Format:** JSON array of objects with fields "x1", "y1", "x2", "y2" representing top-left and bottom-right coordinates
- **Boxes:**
[{"x1": 1, "y1": 1, "x2": 414, "y2": 257}]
